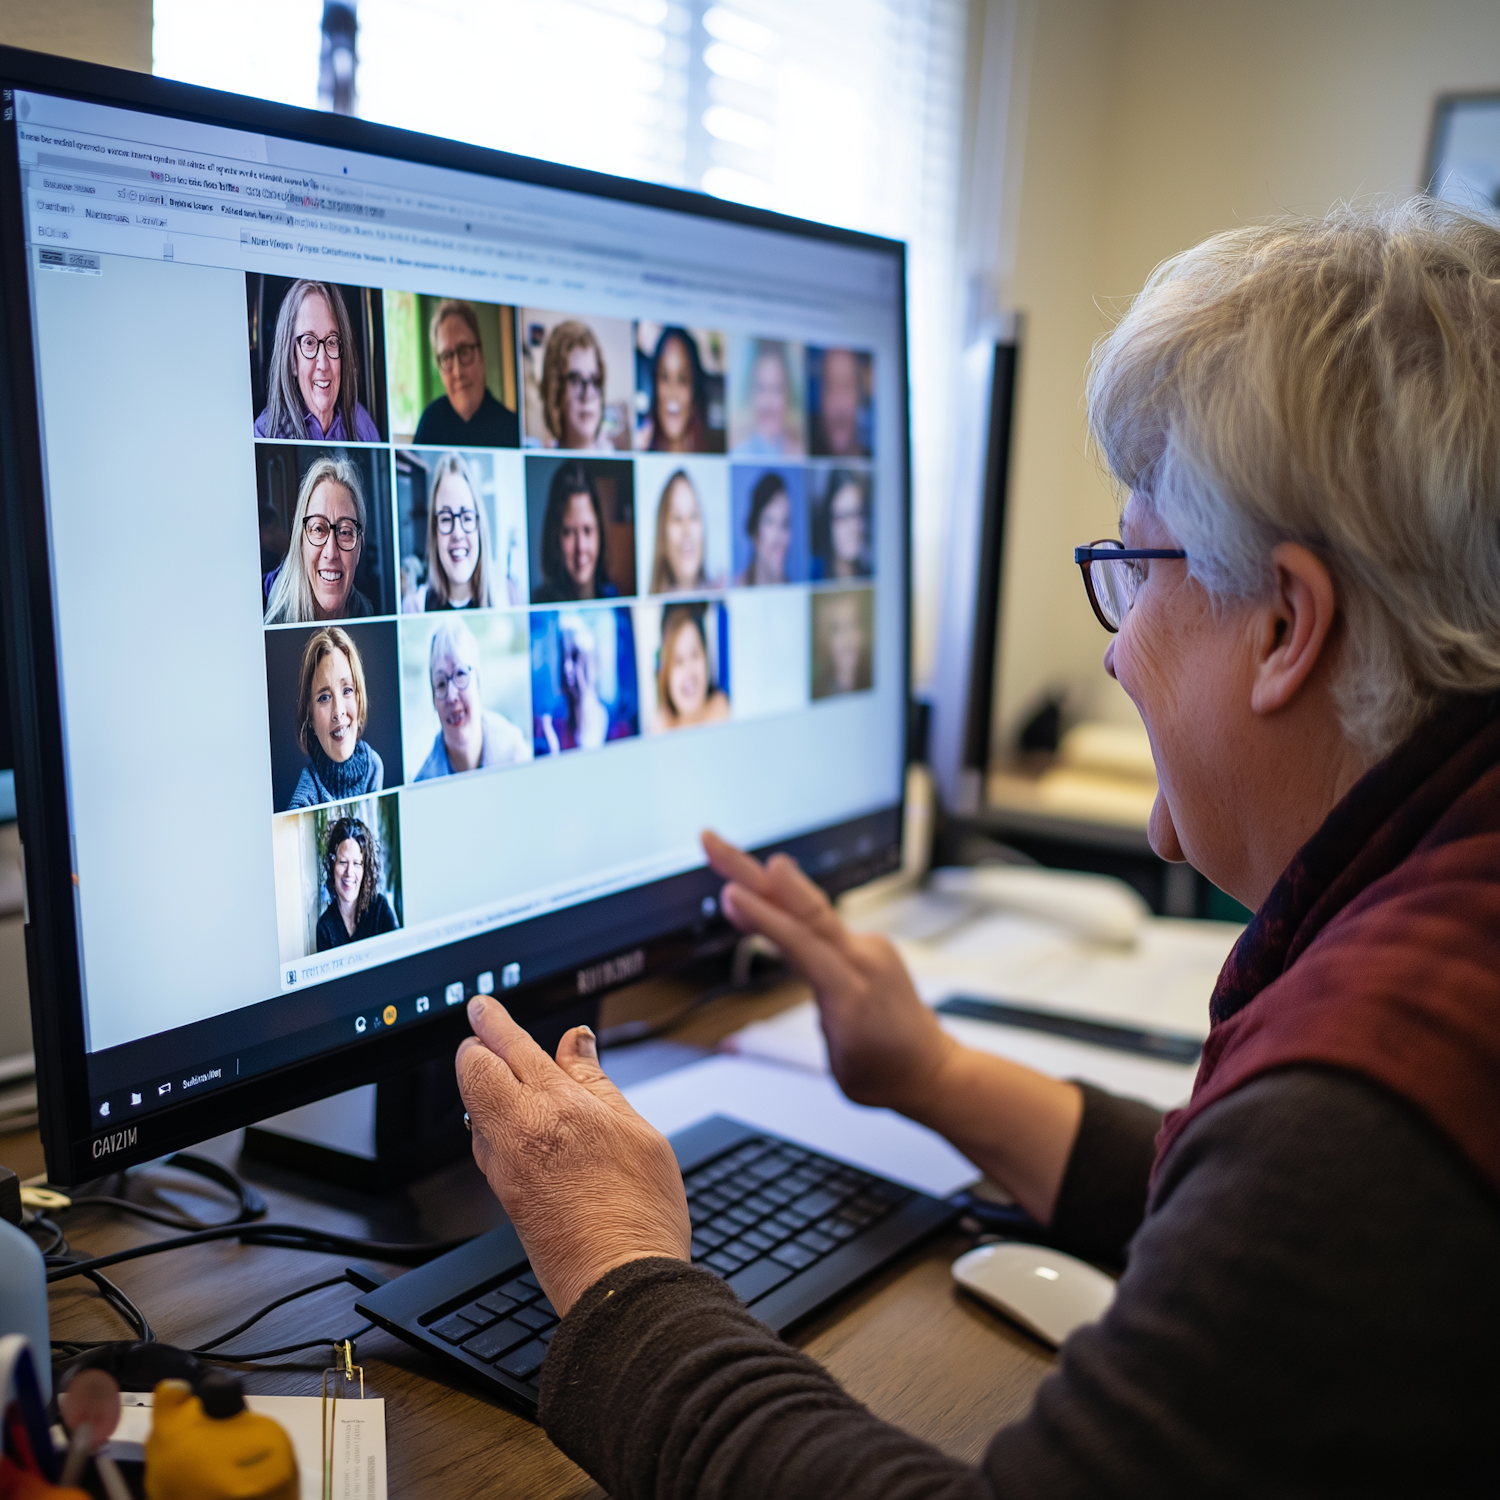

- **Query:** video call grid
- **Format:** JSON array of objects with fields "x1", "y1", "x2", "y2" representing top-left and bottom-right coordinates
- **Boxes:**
[{"x1": 248, "y1": 274, "x2": 882, "y2": 967}]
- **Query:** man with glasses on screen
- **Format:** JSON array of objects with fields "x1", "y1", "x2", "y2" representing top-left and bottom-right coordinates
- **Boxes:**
[{"x1": 414, "y1": 299, "x2": 520, "y2": 448}]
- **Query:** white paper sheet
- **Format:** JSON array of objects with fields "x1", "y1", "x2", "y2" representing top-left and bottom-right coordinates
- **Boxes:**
[
  {"x1": 722, "y1": 1000, "x2": 1202, "y2": 1112},
  {"x1": 622, "y1": 1053, "x2": 980, "y2": 1196},
  {"x1": 110, "y1": 1391, "x2": 386, "y2": 1500}
]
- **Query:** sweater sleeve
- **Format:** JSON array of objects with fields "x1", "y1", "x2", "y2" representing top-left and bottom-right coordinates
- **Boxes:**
[
  {"x1": 1046, "y1": 1083, "x2": 1162, "y2": 1265},
  {"x1": 539, "y1": 1068, "x2": 1500, "y2": 1500}
]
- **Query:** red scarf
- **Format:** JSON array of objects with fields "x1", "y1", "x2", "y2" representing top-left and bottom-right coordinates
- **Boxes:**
[{"x1": 1151, "y1": 695, "x2": 1500, "y2": 1199}]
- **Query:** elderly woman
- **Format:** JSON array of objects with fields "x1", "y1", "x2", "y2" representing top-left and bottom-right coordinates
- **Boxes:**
[
  {"x1": 263, "y1": 456, "x2": 372, "y2": 625},
  {"x1": 413, "y1": 299, "x2": 519, "y2": 447},
  {"x1": 287, "y1": 626, "x2": 383, "y2": 809},
  {"x1": 254, "y1": 280, "x2": 381, "y2": 442},
  {"x1": 415, "y1": 617, "x2": 529, "y2": 779},
  {"x1": 315, "y1": 815, "x2": 398, "y2": 951},
  {"x1": 455, "y1": 202, "x2": 1500, "y2": 1494}
]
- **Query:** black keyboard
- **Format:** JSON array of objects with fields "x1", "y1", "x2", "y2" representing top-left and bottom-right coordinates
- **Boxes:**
[{"x1": 356, "y1": 1115, "x2": 958, "y2": 1416}]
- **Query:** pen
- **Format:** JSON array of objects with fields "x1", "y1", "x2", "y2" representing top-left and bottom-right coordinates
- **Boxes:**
[{"x1": 934, "y1": 995, "x2": 1203, "y2": 1065}]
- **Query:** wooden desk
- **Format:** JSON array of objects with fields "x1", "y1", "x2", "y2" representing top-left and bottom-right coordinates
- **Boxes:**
[{"x1": 8, "y1": 978, "x2": 1055, "y2": 1497}]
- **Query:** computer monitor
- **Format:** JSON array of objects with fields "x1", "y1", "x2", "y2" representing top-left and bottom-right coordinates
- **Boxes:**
[{"x1": 0, "y1": 48, "x2": 911, "y2": 1185}]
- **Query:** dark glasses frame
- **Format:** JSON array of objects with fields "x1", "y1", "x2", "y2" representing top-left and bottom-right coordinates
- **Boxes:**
[{"x1": 1074, "y1": 540, "x2": 1188, "y2": 632}]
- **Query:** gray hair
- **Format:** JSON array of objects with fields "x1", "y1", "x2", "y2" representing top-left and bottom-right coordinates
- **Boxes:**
[
  {"x1": 260, "y1": 280, "x2": 361, "y2": 441},
  {"x1": 428, "y1": 616, "x2": 481, "y2": 689},
  {"x1": 264, "y1": 455, "x2": 367, "y2": 625},
  {"x1": 1088, "y1": 197, "x2": 1500, "y2": 758}
]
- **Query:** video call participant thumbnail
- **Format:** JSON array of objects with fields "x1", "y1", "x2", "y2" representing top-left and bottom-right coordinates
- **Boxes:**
[
  {"x1": 808, "y1": 346, "x2": 874, "y2": 458},
  {"x1": 264, "y1": 620, "x2": 403, "y2": 812},
  {"x1": 646, "y1": 465, "x2": 727, "y2": 593},
  {"x1": 249, "y1": 277, "x2": 385, "y2": 442},
  {"x1": 811, "y1": 586, "x2": 875, "y2": 698},
  {"x1": 651, "y1": 603, "x2": 730, "y2": 731},
  {"x1": 729, "y1": 337, "x2": 806, "y2": 457},
  {"x1": 732, "y1": 466, "x2": 809, "y2": 586},
  {"x1": 528, "y1": 458, "x2": 636, "y2": 602},
  {"x1": 811, "y1": 468, "x2": 874, "y2": 580},
  {"x1": 288, "y1": 627, "x2": 384, "y2": 809},
  {"x1": 403, "y1": 452, "x2": 511, "y2": 611},
  {"x1": 531, "y1": 607, "x2": 640, "y2": 754},
  {"x1": 411, "y1": 299, "x2": 520, "y2": 447},
  {"x1": 414, "y1": 617, "x2": 531, "y2": 778},
  {"x1": 316, "y1": 810, "x2": 400, "y2": 951},
  {"x1": 521, "y1": 311, "x2": 634, "y2": 451},
  {"x1": 263, "y1": 454, "x2": 386, "y2": 625},
  {"x1": 635, "y1": 324, "x2": 727, "y2": 454}
]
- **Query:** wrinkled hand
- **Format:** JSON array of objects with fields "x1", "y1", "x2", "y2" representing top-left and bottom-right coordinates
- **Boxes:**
[
  {"x1": 456, "y1": 996, "x2": 691, "y2": 1316},
  {"x1": 703, "y1": 830, "x2": 956, "y2": 1119}
]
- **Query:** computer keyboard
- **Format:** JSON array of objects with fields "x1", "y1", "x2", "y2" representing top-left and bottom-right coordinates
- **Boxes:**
[{"x1": 356, "y1": 1115, "x2": 959, "y2": 1415}]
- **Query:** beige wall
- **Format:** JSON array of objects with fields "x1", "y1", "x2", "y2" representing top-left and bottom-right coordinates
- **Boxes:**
[
  {"x1": 0, "y1": 0, "x2": 151, "y2": 72},
  {"x1": 993, "y1": 0, "x2": 1500, "y2": 747}
]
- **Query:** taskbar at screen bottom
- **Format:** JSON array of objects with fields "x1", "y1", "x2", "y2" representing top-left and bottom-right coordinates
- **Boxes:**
[{"x1": 81, "y1": 808, "x2": 902, "y2": 1124}]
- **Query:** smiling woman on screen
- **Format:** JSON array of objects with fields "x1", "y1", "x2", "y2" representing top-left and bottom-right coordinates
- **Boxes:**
[
  {"x1": 287, "y1": 626, "x2": 383, "y2": 810},
  {"x1": 415, "y1": 617, "x2": 529, "y2": 779},
  {"x1": 315, "y1": 816, "x2": 397, "y2": 950},
  {"x1": 453, "y1": 200, "x2": 1500, "y2": 1496},
  {"x1": 263, "y1": 456, "x2": 372, "y2": 625},
  {"x1": 254, "y1": 279, "x2": 381, "y2": 443},
  {"x1": 405, "y1": 453, "x2": 510, "y2": 612}
]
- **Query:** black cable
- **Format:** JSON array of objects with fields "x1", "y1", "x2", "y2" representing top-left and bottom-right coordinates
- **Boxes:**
[
  {"x1": 200, "y1": 1321, "x2": 375, "y2": 1366},
  {"x1": 45, "y1": 1150, "x2": 270, "y2": 1233},
  {"x1": 188, "y1": 1274, "x2": 349, "y2": 1354},
  {"x1": 27, "y1": 1214, "x2": 67, "y2": 1257},
  {"x1": 80, "y1": 1270, "x2": 155, "y2": 1344},
  {"x1": 45, "y1": 1222, "x2": 467, "y2": 1284}
]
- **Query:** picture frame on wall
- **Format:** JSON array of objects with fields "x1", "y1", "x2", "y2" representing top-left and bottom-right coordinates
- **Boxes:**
[{"x1": 1426, "y1": 93, "x2": 1500, "y2": 209}]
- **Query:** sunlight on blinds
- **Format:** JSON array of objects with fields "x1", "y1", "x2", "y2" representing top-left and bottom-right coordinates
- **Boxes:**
[{"x1": 153, "y1": 0, "x2": 970, "y2": 678}]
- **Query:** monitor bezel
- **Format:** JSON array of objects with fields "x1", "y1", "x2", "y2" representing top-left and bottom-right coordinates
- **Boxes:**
[{"x1": 0, "y1": 44, "x2": 913, "y2": 1185}]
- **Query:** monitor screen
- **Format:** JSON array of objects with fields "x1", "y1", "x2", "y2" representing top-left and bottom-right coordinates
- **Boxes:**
[{"x1": 0, "y1": 64, "x2": 908, "y2": 1180}]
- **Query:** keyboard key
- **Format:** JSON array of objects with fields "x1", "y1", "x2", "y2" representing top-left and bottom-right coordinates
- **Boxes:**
[
  {"x1": 533, "y1": 1296, "x2": 556, "y2": 1318},
  {"x1": 455, "y1": 1300, "x2": 500, "y2": 1331},
  {"x1": 821, "y1": 1218, "x2": 858, "y2": 1241},
  {"x1": 496, "y1": 1340, "x2": 549, "y2": 1381},
  {"x1": 771, "y1": 1241, "x2": 820, "y2": 1271},
  {"x1": 514, "y1": 1304, "x2": 555, "y2": 1331},
  {"x1": 696, "y1": 1225, "x2": 728, "y2": 1249},
  {"x1": 722, "y1": 1239, "x2": 760, "y2": 1265},
  {"x1": 762, "y1": 1184, "x2": 796, "y2": 1206},
  {"x1": 697, "y1": 1188, "x2": 732, "y2": 1212},
  {"x1": 705, "y1": 1250, "x2": 743, "y2": 1276},
  {"x1": 690, "y1": 1236, "x2": 715, "y2": 1260},
  {"x1": 516, "y1": 1271, "x2": 541, "y2": 1292},
  {"x1": 499, "y1": 1275, "x2": 539, "y2": 1303},
  {"x1": 774, "y1": 1208, "x2": 811, "y2": 1232},
  {"x1": 728, "y1": 1171, "x2": 764, "y2": 1194},
  {"x1": 740, "y1": 1228, "x2": 778, "y2": 1253},
  {"x1": 727, "y1": 1257, "x2": 794, "y2": 1303},
  {"x1": 461, "y1": 1320, "x2": 532, "y2": 1362},
  {"x1": 727, "y1": 1205, "x2": 760, "y2": 1229},
  {"x1": 476, "y1": 1291, "x2": 519, "y2": 1318},
  {"x1": 741, "y1": 1193, "x2": 778, "y2": 1216},
  {"x1": 747, "y1": 1154, "x2": 788, "y2": 1181},
  {"x1": 796, "y1": 1229, "x2": 837, "y2": 1255},
  {"x1": 539, "y1": 1325, "x2": 556, "y2": 1343},
  {"x1": 792, "y1": 1189, "x2": 842, "y2": 1219},
  {"x1": 709, "y1": 1214, "x2": 743, "y2": 1237},
  {"x1": 431, "y1": 1313, "x2": 480, "y2": 1344}
]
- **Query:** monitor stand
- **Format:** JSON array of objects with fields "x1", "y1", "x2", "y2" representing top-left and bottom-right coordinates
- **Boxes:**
[{"x1": 242, "y1": 994, "x2": 599, "y2": 1190}]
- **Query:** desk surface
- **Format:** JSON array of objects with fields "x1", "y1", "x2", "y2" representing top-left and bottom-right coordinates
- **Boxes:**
[{"x1": 9, "y1": 977, "x2": 1054, "y2": 1498}]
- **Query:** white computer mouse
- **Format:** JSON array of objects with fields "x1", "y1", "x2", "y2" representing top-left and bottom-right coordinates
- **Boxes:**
[{"x1": 951, "y1": 1242, "x2": 1117, "y2": 1349}]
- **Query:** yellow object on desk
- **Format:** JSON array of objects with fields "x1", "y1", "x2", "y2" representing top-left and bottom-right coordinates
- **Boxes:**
[{"x1": 144, "y1": 1379, "x2": 297, "y2": 1500}]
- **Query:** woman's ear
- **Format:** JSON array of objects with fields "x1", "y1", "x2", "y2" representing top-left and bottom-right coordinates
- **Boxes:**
[{"x1": 1250, "y1": 543, "x2": 1338, "y2": 715}]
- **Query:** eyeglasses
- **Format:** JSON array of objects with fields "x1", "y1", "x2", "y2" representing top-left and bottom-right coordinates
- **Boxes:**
[
  {"x1": 1074, "y1": 539, "x2": 1187, "y2": 632},
  {"x1": 435, "y1": 506, "x2": 477, "y2": 535},
  {"x1": 436, "y1": 341, "x2": 481, "y2": 373},
  {"x1": 296, "y1": 332, "x2": 342, "y2": 361},
  {"x1": 304, "y1": 515, "x2": 362, "y2": 550},
  {"x1": 432, "y1": 667, "x2": 473, "y2": 698},
  {"x1": 564, "y1": 371, "x2": 604, "y2": 395}
]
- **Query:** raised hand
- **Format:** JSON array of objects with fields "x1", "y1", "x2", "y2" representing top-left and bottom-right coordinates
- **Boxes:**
[{"x1": 702, "y1": 829, "x2": 955, "y2": 1118}]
